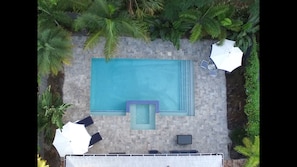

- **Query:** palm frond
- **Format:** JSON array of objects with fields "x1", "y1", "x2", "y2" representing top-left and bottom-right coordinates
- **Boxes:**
[
  {"x1": 217, "y1": 28, "x2": 227, "y2": 41},
  {"x1": 140, "y1": 0, "x2": 164, "y2": 16},
  {"x1": 234, "y1": 136, "x2": 260, "y2": 167},
  {"x1": 178, "y1": 9, "x2": 201, "y2": 21},
  {"x1": 202, "y1": 17, "x2": 221, "y2": 38},
  {"x1": 74, "y1": 13, "x2": 104, "y2": 32},
  {"x1": 162, "y1": 0, "x2": 214, "y2": 21},
  {"x1": 103, "y1": 18, "x2": 118, "y2": 60},
  {"x1": 189, "y1": 23, "x2": 202, "y2": 42},
  {"x1": 38, "y1": 12, "x2": 59, "y2": 30},
  {"x1": 88, "y1": 0, "x2": 113, "y2": 17},
  {"x1": 57, "y1": 0, "x2": 92, "y2": 12},
  {"x1": 242, "y1": 136, "x2": 253, "y2": 148},
  {"x1": 38, "y1": 0, "x2": 77, "y2": 31},
  {"x1": 38, "y1": 28, "x2": 72, "y2": 76},
  {"x1": 118, "y1": 20, "x2": 149, "y2": 41},
  {"x1": 173, "y1": 20, "x2": 193, "y2": 33},
  {"x1": 84, "y1": 30, "x2": 104, "y2": 50},
  {"x1": 168, "y1": 28, "x2": 185, "y2": 49},
  {"x1": 51, "y1": 11, "x2": 75, "y2": 29},
  {"x1": 244, "y1": 156, "x2": 260, "y2": 167},
  {"x1": 224, "y1": 19, "x2": 243, "y2": 32},
  {"x1": 206, "y1": 4, "x2": 230, "y2": 18},
  {"x1": 104, "y1": 35, "x2": 118, "y2": 61}
]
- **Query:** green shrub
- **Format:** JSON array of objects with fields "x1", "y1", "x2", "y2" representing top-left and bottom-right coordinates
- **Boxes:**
[
  {"x1": 37, "y1": 85, "x2": 72, "y2": 143},
  {"x1": 243, "y1": 35, "x2": 259, "y2": 137}
]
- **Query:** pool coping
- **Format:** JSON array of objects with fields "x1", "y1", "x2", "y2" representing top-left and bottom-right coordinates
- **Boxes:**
[{"x1": 126, "y1": 100, "x2": 159, "y2": 113}]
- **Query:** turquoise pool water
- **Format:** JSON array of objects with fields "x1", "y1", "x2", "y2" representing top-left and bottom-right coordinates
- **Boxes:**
[
  {"x1": 129, "y1": 104, "x2": 156, "y2": 130},
  {"x1": 90, "y1": 58, "x2": 194, "y2": 116}
]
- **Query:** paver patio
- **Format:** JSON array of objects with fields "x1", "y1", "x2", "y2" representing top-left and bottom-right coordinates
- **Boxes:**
[{"x1": 62, "y1": 36, "x2": 231, "y2": 159}]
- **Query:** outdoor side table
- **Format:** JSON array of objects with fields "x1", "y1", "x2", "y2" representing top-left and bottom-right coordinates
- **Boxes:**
[{"x1": 177, "y1": 135, "x2": 192, "y2": 145}]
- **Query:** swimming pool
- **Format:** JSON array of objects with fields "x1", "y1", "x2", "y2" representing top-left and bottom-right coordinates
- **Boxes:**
[{"x1": 90, "y1": 58, "x2": 194, "y2": 116}]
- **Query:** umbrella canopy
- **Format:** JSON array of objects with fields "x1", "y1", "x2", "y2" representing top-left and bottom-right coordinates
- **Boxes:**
[
  {"x1": 53, "y1": 121, "x2": 91, "y2": 157},
  {"x1": 210, "y1": 39, "x2": 243, "y2": 72}
]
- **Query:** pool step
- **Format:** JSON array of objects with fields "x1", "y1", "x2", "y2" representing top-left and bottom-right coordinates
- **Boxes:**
[
  {"x1": 127, "y1": 101, "x2": 158, "y2": 130},
  {"x1": 181, "y1": 60, "x2": 194, "y2": 116}
]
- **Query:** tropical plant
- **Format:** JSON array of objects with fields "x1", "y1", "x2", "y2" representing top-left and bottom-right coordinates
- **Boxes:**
[
  {"x1": 125, "y1": 0, "x2": 164, "y2": 19},
  {"x1": 234, "y1": 136, "x2": 260, "y2": 167},
  {"x1": 37, "y1": 0, "x2": 93, "y2": 85},
  {"x1": 37, "y1": 154, "x2": 50, "y2": 167},
  {"x1": 38, "y1": 85, "x2": 72, "y2": 143},
  {"x1": 161, "y1": 0, "x2": 215, "y2": 21},
  {"x1": 38, "y1": 0, "x2": 72, "y2": 30},
  {"x1": 145, "y1": 16, "x2": 191, "y2": 49},
  {"x1": 37, "y1": 27, "x2": 73, "y2": 85},
  {"x1": 74, "y1": 0, "x2": 150, "y2": 61},
  {"x1": 178, "y1": 3, "x2": 242, "y2": 43},
  {"x1": 56, "y1": 0, "x2": 93, "y2": 12},
  {"x1": 38, "y1": 0, "x2": 92, "y2": 31},
  {"x1": 147, "y1": 2, "x2": 243, "y2": 49},
  {"x1": 146, "y1": 0, "x2": 219, "y2": 49},
  {"x1": 229, "y1": 0, "x2": 259, "y2": 55}
]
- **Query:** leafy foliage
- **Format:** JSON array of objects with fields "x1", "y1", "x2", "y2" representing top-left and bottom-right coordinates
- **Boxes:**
[
  {"x1": 183, "y1": 4, "x2": 242, "y2": 43},
  {"x1": 146, "y1": 16, "x2": 192, "y2": 49},
  {"x1": 233, "y1": 34, "x2": 259, "y2": 166},
  {"x1": 229, "y1": 0, "x2": 259, "y2": 55},
  {"x1": 146, "y1": 0, "x2": 220, "y2": 48},
  {"x1": 125, "y1": 0, "x2": 164, "y2": 19},
  {"x1": 38, "y1": 0, "x2": 73, "y2": 31},
  {"x1": 38, "y1": 86, "x2": 72, "y2": 143},
  {"x1": 244, "y1": 35, "x2": 259, "y2": 137},
  {"x1": 146, "y1": 2, "x2": 244, "y2": 49},
  {"x1": 234, "y1": 136, "x2": 260, "y2": 167},
  {"x1": 37, "y1": 154, "x2": 50, "y2": 167},
  {"x1": 37, "y1": 27, "x2": 73, "y2": 84},
  {"x1": 38, "y1": 0, "x2": 88, "y2": 85},
  {"x1": 74, "y1": 0, "x2": 150, "y2": 61},
  {"x1": 56, "y1": 0, "x2": 92, "y2": 12},
  {"x1": 161, "y1": 0, "x2": 215, "y2": 21}
]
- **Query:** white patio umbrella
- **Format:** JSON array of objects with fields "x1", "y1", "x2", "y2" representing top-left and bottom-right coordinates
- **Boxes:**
[
  {"x1": 210, "y1": 39, "x2": 243, "y2": 72},
  {"x1": 53, "y1": 121, "x2": 91, "y2": 157}
]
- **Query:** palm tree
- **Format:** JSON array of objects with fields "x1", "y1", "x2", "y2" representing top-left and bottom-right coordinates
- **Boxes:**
[
  {"x1": 37, "y1": 0, "x2": 91, "y2": 85},
  {"x1": 74, "y1": 0, "x2": 150, "y2": 61},
  {"x1": 37, "y1": 27, "x2": 73, "y2": 85}
]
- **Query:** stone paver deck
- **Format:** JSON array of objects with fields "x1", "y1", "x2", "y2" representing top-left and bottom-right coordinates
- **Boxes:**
[{"x1": 62, "y1": 36, "x2": 231, "y2": 159}]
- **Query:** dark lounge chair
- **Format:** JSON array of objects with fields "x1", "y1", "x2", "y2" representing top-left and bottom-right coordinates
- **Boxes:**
[
  {"x1": 75, "y1": 115, "x2": 94, "y2": 127},
  {"x1": 89, "y1": 132, "x2": 102, "y2": 148},
  {"x1": 169, "y1": 150, "x2": 199, "y2": 153},
  {"x1": 148, "y1": 150, "x2": 160, "y2": 154}
]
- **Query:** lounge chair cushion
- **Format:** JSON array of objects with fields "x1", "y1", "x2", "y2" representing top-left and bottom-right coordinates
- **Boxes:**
[
  {"x1": 76, "y1": 115, "x2": 94, "y2": 127},
  {"x1": 89, "y1": 132, "x2": 102, "y2": 147}
]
